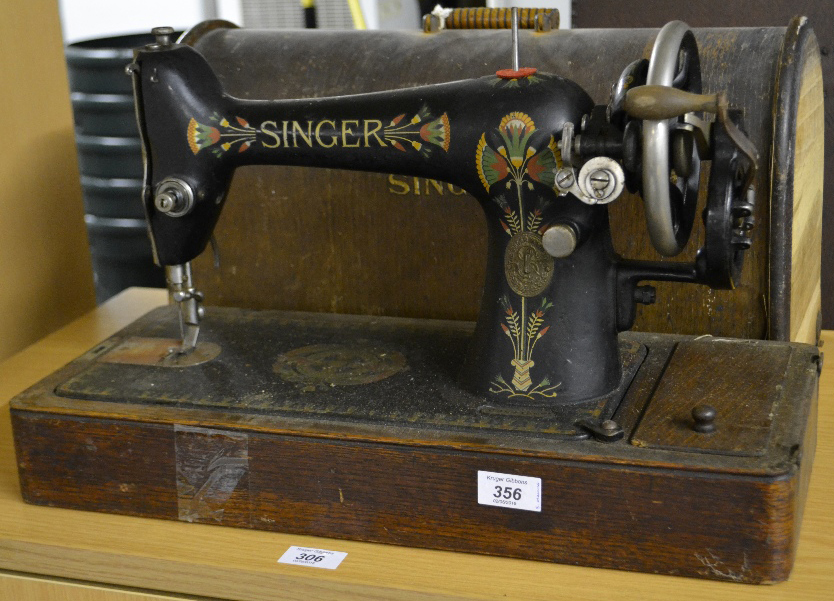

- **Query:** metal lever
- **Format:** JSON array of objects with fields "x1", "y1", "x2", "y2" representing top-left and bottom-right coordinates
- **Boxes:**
[{"x1": 624, "y1": 85, "x2": 759, "y2": 192}]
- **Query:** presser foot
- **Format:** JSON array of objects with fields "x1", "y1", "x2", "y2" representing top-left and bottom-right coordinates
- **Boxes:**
[
  {"x1": 177, "y1": 317, "x2": 201, "y2": 354},
  {"x1": 164, "y1": 263, "x2": 204, "y2": 355}
]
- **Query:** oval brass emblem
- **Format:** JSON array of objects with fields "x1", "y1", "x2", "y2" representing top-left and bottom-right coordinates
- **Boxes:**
[
  {"x1": 274, "y1": 343, "x2": 406, "y2": 388},
  {"x1": 504, "y1": 231, "x2": 554, "y2": 297}
]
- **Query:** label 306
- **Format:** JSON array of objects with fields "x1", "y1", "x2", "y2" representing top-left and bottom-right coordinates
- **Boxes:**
[{"x1": 296, "y1": 553, "x2": 325, "y2": 563}]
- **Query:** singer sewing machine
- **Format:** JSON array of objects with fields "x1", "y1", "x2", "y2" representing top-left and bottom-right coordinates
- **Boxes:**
[{"x1": 11, "y1": 9, "x2": 823, "y2": 583}]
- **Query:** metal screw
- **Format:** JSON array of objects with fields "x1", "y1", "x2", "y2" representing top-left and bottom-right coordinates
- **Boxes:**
[
  {"x1": 589, "y1": 169, "x2": 611, "y2": 198},
  {"x1": 154, "y1": 178, "x2": 195, "y2": 217},
  {"x1": 601, "y1": 419, "x2": 618, "y2": 432},
  {"x1": 556, "y1": 168, "x2": 575, "y2": 189},
  {"x1": 152, "y1": 26, "x2": 175, "y2": 47},
  {"x1": 560, "y1": 123, "x2": 574, "y2": 167},
  {"x1": 155, "y1": 192, "x2": 176, "y2": 213}
]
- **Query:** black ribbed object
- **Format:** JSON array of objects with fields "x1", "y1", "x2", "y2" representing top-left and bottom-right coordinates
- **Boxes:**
[{"x1": 66, "y1": 33, "x2": 167, "y2": 303}]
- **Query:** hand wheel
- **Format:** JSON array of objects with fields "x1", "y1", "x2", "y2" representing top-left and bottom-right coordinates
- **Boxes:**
[{"x1": 641, "y1": 21, "x2": 702, "y2": 256}]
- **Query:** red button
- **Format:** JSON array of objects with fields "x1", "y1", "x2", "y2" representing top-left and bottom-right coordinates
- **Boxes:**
[{"x1": 496, "y1": 67, "x2": 538, "y2": 80}]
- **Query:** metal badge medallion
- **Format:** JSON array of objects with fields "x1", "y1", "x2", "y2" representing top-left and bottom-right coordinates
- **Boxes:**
[
  {"x1": 274, "y1": 343, "x2": 407, "y2": 389},
  {"x1": 504, "y1": 231, "x2": 554, "y2": 297}
]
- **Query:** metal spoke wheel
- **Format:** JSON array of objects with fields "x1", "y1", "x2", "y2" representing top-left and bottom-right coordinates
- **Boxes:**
[{"x1": 642, "y1": 21, "x2": 702, "y2": 256}]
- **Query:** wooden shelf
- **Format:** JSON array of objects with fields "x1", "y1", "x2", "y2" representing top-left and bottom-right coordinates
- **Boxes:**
[{"x1": 1, "y1": 288, "x2": 833, "y2": 600}]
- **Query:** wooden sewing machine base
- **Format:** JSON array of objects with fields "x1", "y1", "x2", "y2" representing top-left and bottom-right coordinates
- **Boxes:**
[{"x1": 9, "y1": 307, "x2": 820, "y2": 583}]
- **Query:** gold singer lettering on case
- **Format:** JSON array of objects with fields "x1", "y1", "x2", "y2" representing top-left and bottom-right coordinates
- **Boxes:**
[{"x1": 387, "y1": 174, "x2": 467, "y2": 196}]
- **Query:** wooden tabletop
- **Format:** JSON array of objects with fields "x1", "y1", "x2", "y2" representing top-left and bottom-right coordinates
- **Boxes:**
[{"x1": 1, "y1": 288, "x2": 832, "y2": 600}]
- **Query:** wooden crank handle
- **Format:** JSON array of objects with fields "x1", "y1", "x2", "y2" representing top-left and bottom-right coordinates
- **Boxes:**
[
  {"x1": 424, "y1": 7, "x2": 559, "y2": 32},
  {"x1": 624, "y1": 85, "x2": 722, "y2": 120},
  {"x1": 626, "y1": 84, "x2": 759, "y2": 203}
]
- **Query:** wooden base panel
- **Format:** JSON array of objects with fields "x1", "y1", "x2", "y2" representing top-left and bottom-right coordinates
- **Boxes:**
[{"x1": 9, "y1": 308, "x2": 821, "y2": 584}]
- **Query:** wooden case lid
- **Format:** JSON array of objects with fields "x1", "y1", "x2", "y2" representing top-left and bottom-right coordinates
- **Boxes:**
[{"x1": 181, "y1": 21, "x2": 822, "y2": 343}]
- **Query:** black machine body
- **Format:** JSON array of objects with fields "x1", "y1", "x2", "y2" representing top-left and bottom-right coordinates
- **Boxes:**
[{"x1": 130, "y1": 19, "x2": 757, "y2": 409}]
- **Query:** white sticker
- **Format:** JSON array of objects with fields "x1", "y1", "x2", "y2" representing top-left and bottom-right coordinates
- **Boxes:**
[
  {"x1": 477, "y1": 470, "x2": 542, "y2": 512},
  {"x1": 278, "y1": 546, "x2": 347, "y2": 569}
]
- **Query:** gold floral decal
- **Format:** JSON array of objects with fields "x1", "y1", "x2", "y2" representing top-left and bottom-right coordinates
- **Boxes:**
[
  {"x1": 476, "y1": 112, "x2": 560, "y2": 193},
  {"x1": 477, "y1": 112, "x2": 563, "y2": 399},
  {"x1": 489, "y1": 295, "x2": 561, "y2": 398},
  {"x1": 188, "y1": 112, "x2": 256, "y2": 157},
  {"x1": 384, "y1": 106, "x2": 450, "y2": 157}
]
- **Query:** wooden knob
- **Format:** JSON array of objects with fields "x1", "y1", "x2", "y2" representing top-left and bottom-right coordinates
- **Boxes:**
[{"x1": 624, "y1": 85, "x2": 721, "y2": 120}]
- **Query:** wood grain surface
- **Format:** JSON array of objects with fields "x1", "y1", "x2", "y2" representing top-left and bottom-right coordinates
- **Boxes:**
[
  {"x1": 0, "y1": 570, "x2": 203, "y2": 601},
  {"x1": 8, "y1": 307, "x2": 820, "y2": 581},
  {"x1": 631, "y1": 340, "x2": 793, "y2": 455},
  {"x1": 9, "y1": 407, "x2": 807, "y2": 582},
  {"x1": 790, "y1": 36, "x2": 824, "y2": 344},
  {"x1": 0, "y1": 289, "x2": 833, "y2": 599}
]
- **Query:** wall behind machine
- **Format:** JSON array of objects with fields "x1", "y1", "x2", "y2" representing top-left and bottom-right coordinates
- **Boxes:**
[{"x1": 0, "y1": 0, "x2": 96, "y2": 362}]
